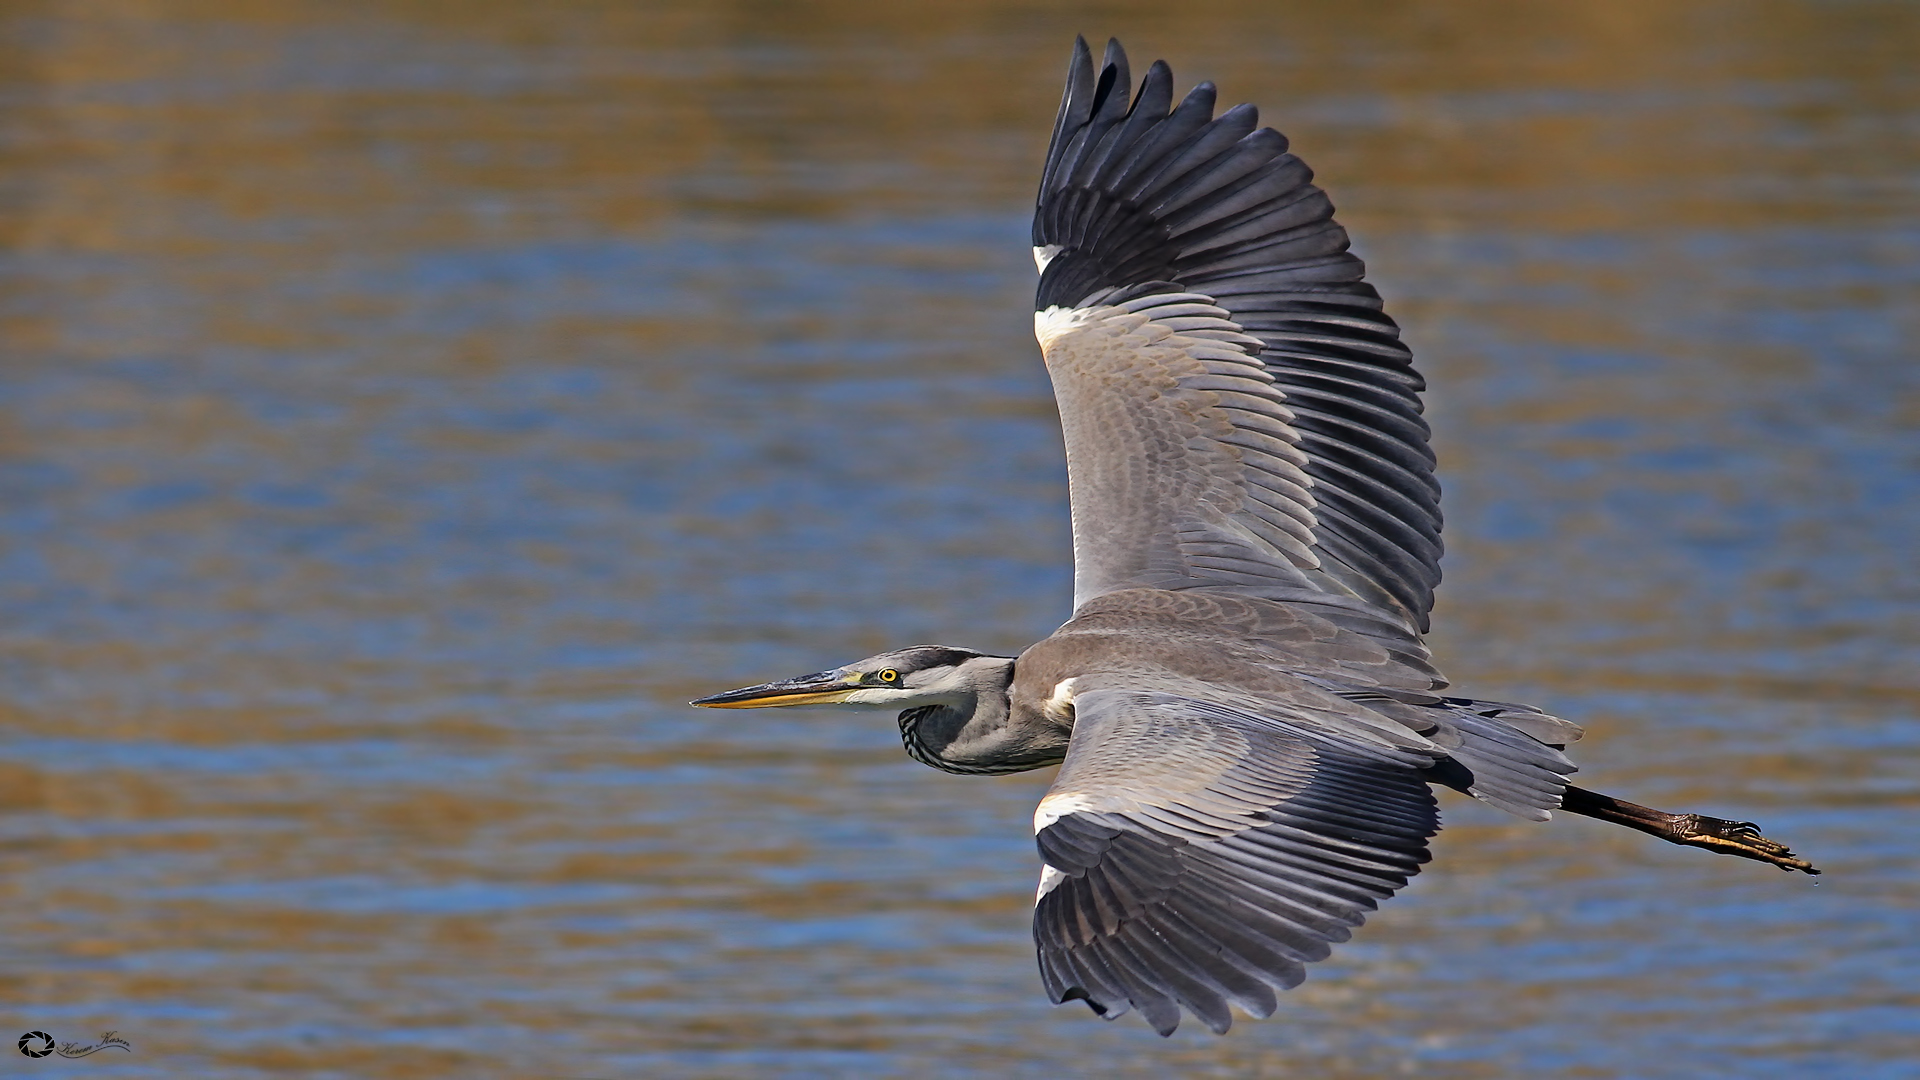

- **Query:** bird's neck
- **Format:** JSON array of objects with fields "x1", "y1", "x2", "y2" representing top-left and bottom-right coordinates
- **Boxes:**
[{"x1": 900, "y1": 660, "x2": 1067, "y2": 775}]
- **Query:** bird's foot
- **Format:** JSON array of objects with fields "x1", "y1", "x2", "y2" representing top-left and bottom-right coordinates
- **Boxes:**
[
  {"x1": 1559, "y1": 785, "x2": 1821, "y2": 875},
  {"x1": 1668, "y1": 814, "x2": 1821, "y2": 875}
]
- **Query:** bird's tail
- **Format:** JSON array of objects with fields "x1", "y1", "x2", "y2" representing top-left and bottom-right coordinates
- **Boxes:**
[{"x1": 1428, "y1": 697, "x2": 1583, "y2": 821}]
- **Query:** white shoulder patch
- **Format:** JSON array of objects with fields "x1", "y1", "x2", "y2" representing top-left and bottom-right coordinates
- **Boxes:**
[
  {"x1": 1034, "y1": 304, "x2": 1099, "y2": 350},
  {"x1": 1034, "y1": 863, "x2": 1068, "y2": 902},
  {"x1": 1042, "y1": 677, "x2": 1079, "y2": 724},
  {"x1": 1033, "y1": 790, "x2": 1102, "y2": 832},
  {"x1": 1033, "y1": 244, "x2": 1064, "y2": 273}
]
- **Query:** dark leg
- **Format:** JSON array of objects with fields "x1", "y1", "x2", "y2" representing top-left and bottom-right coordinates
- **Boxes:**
[{"x1": 1559, "y1": 785, "x2": 1820, "y2": 875}]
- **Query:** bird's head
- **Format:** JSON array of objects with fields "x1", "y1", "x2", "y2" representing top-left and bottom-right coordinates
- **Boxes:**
[
  {"x1": 692, "y1": 645, "x2": 1014, "y2": 712},
  {"x1": 694, "y1": 646, "x2": 1048, "y2": 775}
]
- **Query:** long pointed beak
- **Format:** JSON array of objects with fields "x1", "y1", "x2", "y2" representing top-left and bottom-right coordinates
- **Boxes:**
[{"x1": 692, "y1": 670, "x2": 859, "y2": 709}]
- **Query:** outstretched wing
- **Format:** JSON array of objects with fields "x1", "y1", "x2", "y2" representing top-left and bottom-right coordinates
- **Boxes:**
[
  {"x1": 1033, "y1": 38, "x2": 1441, "y2": 633},
  {"x1": 1030, "y1": 686, "x2": 1438, "y2": 1036}
]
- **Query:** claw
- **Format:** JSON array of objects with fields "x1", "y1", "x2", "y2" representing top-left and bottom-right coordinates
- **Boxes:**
[{"x1": 1680, "y1": 814, "x2": 1820, "y2": 874}]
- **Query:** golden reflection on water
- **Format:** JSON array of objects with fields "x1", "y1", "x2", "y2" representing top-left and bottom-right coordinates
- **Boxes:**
[{"x1": 2, "y1": 1, "x2": 1917, "y2": 1077}]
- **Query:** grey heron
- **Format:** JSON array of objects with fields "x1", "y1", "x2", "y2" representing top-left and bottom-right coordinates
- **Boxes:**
[{"x1": 695, "y1": 37, "x2": 1817, "y2": 1037}]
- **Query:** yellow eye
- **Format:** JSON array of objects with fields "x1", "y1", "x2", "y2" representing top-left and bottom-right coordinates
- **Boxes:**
[{"x1": 878, "y1": 668, "x2": 900, "y2": 683}]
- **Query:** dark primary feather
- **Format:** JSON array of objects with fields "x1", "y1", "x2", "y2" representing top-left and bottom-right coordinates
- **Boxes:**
[{"x1": 1033, "y1": 37, "x2": 1442, "y2": 634}]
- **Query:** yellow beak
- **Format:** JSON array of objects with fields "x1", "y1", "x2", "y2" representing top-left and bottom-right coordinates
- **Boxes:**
[{"x1": 691, "y1": 671, "x2": 859, "y2": 709}]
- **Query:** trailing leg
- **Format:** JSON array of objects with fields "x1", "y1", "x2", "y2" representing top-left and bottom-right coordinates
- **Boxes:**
[{"x1": 1559, "y1": 784, "x2": 1819, "y2": 874}]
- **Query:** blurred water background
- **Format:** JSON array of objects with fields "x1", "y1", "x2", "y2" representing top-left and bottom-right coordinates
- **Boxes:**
[{"x1": 2, "y1": 2, "x2": 1917, "y2": 1077}]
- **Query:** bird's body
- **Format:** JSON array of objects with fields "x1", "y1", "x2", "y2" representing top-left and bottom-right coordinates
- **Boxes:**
[{"x1": 696, "y1": 37, "x2": 1816, "y2": 1037}]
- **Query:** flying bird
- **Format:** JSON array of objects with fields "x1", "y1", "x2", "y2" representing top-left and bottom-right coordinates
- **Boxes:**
[{"x1": 696, "y1": 37, "x2": 1817, "y2": 1037}]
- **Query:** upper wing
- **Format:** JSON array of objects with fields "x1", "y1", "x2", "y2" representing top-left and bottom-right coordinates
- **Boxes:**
[
  {"x1": 1033, "y1": 38, "x2": 1441, "y2": 633},
  {"x1": 1030, "y1": 686, "x2": 1437, "y2": 1036}
]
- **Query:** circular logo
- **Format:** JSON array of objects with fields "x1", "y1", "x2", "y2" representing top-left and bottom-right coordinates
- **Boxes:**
[{"x1": 18, "y1": 1031, "x2": 54, "y2": 1058}]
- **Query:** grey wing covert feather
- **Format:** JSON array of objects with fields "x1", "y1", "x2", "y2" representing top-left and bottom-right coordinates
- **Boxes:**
[
  {"x1": 1030, "y1": 687, "x2": 1437, "y2": 1035},
  {"x1": 1033, "y1": 38, "x2": 1441, "y2": 635}
]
